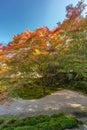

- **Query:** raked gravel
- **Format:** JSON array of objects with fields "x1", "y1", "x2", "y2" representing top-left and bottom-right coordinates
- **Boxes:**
[{"x1": 0, "y1": 90, "x2": 87, "y2": 121}]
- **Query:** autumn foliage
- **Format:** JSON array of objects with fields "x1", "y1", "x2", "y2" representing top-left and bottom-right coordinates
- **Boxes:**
[{"x1": 0, "y1": 0, "x2": 87, "y2": 102}]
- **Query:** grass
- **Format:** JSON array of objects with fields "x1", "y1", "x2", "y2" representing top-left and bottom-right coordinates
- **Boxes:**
[{"x1": 0, "y1": 113, "x2": 78, "y2": 130}]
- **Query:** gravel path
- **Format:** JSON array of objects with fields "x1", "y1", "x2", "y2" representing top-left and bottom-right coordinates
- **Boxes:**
[{"x1": 0, "y1": 90, "x2": 87, "y2": 121}]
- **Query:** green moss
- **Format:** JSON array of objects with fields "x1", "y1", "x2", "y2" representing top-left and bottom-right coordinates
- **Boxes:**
[
  {"x1": 0, "y1": 113, "x2": 78, "y2": 130},
  {"x1": 15, "y1": 125, "x2": 37, "y2": 130}
]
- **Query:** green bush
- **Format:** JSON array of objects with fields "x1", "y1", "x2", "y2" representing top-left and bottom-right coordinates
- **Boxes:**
[{"x1": 0, "y1": 113, "x2": 78, "y2": 130}]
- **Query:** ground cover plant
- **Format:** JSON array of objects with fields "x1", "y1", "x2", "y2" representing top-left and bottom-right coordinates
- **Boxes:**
[{"x1": 0, "y1": 113, "x2": 78, "y2": 130}]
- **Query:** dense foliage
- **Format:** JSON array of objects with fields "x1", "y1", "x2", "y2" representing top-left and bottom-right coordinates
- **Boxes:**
[
  {"x1": 0, "y1": 113, "x2": 78, "y2": 130},
  {"x1": 0, "y1": 0, "x2": 87, "y2": 101}
]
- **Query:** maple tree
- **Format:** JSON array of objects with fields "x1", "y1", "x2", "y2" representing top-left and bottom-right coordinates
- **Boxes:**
[
  {"x1": 0, "y1": 0, "x2": 87, "y2": 101},
  {"x1": 59, "y1": 1, "x2": 87, "y2": 81}
]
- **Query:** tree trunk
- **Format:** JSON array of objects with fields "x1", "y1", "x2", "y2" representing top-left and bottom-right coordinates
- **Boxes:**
[{"x1": 42, "y1": 85, "x2": 46, "y2": 95}]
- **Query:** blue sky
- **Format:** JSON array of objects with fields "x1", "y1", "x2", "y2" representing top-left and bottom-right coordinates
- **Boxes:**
[{"x1": 0, "y1": 0, "x2": 87, "y2": 44}]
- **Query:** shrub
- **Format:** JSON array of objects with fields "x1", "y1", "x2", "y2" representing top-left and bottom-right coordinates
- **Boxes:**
[{"x1": 0, "y1": 113, "x2": 78, "y2": 130}]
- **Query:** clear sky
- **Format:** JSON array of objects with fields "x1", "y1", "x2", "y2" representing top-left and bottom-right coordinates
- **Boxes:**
[{"x1": 0, "y1": 0, "x2": 87, "y2": 44}]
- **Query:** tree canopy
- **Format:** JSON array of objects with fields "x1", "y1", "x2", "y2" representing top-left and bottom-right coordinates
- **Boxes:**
[{"x1": 0, "y1": 0, "x2": 87, "y2": 102}]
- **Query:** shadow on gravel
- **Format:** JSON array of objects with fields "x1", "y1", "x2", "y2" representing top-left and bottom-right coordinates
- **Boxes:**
[{"x1": 72, "y1": 111, "x2": 87, "y2": 118}]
